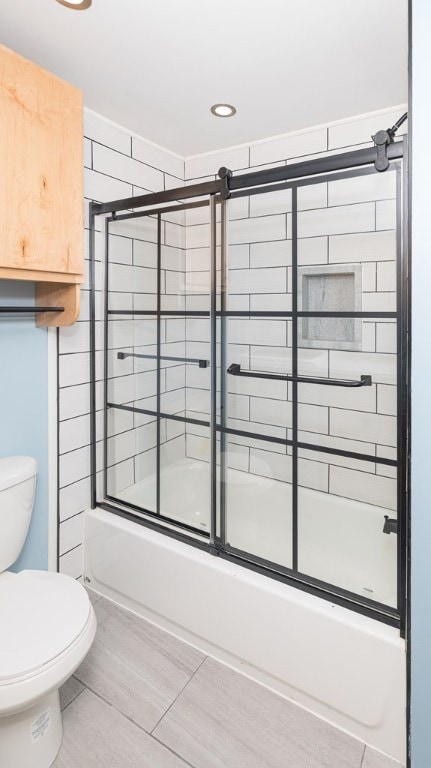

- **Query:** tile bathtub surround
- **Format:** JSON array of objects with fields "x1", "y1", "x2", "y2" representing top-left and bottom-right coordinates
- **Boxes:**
[
  {"x1": 57, "y1": 105, "x2": 405, "y2": 577},
  {"x1": 58, "y1": 110, "x2": 185, "y2": 578},
  {"x1": 55, "y1": 597, "x2": 404, "y2": 768}
]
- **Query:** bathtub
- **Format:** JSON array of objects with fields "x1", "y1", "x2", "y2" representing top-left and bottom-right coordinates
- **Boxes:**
[
  {"x1": 85, "y1": 460, "x2": 405, "y2": 763},
  {"x1": 115, "y1": 456, "x2": 398, "y2": 606}
]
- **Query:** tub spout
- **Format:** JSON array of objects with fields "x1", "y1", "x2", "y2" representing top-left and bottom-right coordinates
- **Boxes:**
[{"x1": 383, "y1": 515, "x2": 398, "y2": 534}]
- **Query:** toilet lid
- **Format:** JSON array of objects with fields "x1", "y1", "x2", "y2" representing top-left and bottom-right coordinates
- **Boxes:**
[{"x1": 0, "y1": 570, "x2": 91, "y2": 683}]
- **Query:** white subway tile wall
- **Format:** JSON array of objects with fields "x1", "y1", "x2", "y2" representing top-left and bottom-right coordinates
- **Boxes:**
[
  {"x1": 58, "y1": 111, "x2": 184, "y2": 578},
  {"x1": 58, "y1": 106, "x2": 404, "y2": 578}
]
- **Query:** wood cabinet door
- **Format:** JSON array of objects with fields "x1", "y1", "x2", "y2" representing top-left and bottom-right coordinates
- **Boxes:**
[{"x1": 0, "y1": 45, "x2": 83, "y2": 277}]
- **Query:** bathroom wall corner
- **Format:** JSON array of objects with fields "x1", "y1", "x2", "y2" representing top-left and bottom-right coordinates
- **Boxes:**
[{"x1": 47, "y1": 327, "x2": 59, "y2": 572}]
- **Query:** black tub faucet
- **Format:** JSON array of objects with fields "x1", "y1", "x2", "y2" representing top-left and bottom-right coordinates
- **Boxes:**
[{"x1": 383, "y1": 515, "x2": 398, "y2": 535}]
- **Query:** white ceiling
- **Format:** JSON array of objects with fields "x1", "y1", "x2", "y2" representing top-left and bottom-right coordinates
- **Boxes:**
[{"x1": 0, "y1": 0, "x2": 408, "y2": 157}]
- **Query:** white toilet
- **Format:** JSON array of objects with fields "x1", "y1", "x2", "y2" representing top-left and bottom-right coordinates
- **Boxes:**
[{"x1": 0, "y1": 456, "x2": 97, "y2": 768}]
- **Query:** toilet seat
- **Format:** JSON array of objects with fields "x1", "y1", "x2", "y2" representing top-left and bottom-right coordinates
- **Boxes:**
[
  {"x1": 0, "y1": 570, "x2": 97, "y2": 717},
  {"x1": 0, "y1": 570, "x2": 91, "y2": 684}
]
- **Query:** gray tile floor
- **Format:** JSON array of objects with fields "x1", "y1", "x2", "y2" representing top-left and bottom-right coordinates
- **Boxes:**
[{"x1": 54, "y1": 592, "x2": 403, "y2": 768}]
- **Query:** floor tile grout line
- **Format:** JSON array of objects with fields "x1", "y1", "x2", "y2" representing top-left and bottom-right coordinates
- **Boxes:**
[
  {"x1": 73, "y1": 637, "x2": 162, "y2": 697},
  {"x1": 73, "y1": 680, "x2": 152, "y2": 730},
  {"x1": 73, "y1": 616, "x2": 207, "y2": 732},
  {"x1": 67, "y1": 682, "x2": 197, "y2": 768},
  {"x1": 61, "y1": 684, "x2": 87, "y2": 713},
  {"x1": 92, "y1": 595, "x2": 205, "y2": 679},
  {"x1": 149, "y1": 731, "x2": 198, "y2": 768},
  {"x1": 77, "y1": 603, "x2": 202, "y2": 688},
  {"x1": 150, "y1": 654, "x2": 208, "y2": 735},
  {"x1": 359, "y1": 743, "x2": 366, "y2": 767}
]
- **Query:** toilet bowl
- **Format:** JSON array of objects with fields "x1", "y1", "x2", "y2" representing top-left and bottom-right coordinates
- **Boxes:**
[{"x1": 0, "y1": 457, "x2": 96, "y2": 768}]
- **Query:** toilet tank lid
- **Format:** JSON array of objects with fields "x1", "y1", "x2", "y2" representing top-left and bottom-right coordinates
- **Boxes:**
[{"x1": 0, "y1": 457, "x2": 38, "y2": 492}]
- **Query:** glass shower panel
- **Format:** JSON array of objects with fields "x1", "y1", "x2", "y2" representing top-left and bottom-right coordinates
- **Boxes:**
[
  {"x1": 220, "y1": 163, "x2": 400, "y2": 608},
  {"x1": 223, "y1": 317, "x2": 292, "y2": 432},
  {"x1": 295, "y1": 166, "x2": 399, "y2": 608},
  {"x1": 108, "y1": 215, "x2": 159, "y2": 311},
  {"x1": 296, "y1": 334, "x2": 398, "y2": 610},
  {"x1": 159, "y1": 418, "x2": 211, "y2": 532},
  {"x1": 221, "y1": 187, "x2": 293, "y2": 568},
  {"x1": 159, "y1": 205, "x2": 211, "y2": 529},
  {"x1": 106, "y1": 305, "x2": 158, "y2": 512},
  {"x1": 103, "y1": 212, "x2": 160, "y2": 510},
  {"x1": 160, "y1": 204, "x2": 186, "y2": 313},
  {"x1": 223, "y1": 433, "x2": 293, "y2": 569},
  {"x1": 226, "y1": 188, "x2": 292, "y2": 313},
  {"x1": 103, "y1": 203, "x2": 214, "y2": 529},
  {"x1": 296, "y1": 447, "x2": 398, "y2": 608}
]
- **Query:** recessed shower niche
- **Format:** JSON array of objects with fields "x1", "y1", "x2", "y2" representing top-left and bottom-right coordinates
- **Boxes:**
[{"x1": 298, "y1": 264, "x2": 362, "y2": 350}]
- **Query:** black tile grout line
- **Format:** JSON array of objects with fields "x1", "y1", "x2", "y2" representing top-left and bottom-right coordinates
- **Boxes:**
[
  {"x1": 59, "y1": 474, "x2": 92, "y2": 492},
  {"x1": 84, "y1": 136, "x2": 130, "y2": 162},
  {"x1": 96, "y1": 194, "x2": 396, "y2": 232},
  {"x1": 59, "y1": 507, "x2": 86, "y2": 525},
  {"x1": 359, "y1": 742, "x2": 367, "y2": 767},
  {"x1": 59, "y1": 542, "x2": 82, "y2": 559},
  {"x1": 87, "y1": 241, "x2": 396, "y2": 267},
  {"x1": 183, "y1": 196, "x2": 397, "y2": 223},
  {"x1": 115, "y1": 392, "x2": 396, "y2": 427},
  {"x1": 181, "y1": 440, "x2": 384, "y2": 477},
  {"x1": 182, "y1": 439, "x2": 390, "y2": 473},
  {"x1": 182, "y1": 399, "x2": 393, "y2": 425},
  {"x1": 184, "y1": 136, "x2": 384, "y2": 183},
  {"x1": 179, "y1": 227, "x2": 397, "y2": 247},
  {"x1": 185, "y1": 410, "x2": 377, "y2": 444},
  {"x1": 150, "y1": 654, "x2": 208, "y2": 736},
  {"x1": 89, "y1": 138, "x2": 184, "y2": 183}
]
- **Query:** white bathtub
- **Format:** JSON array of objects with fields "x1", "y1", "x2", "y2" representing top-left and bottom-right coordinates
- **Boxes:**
[
  {"x1": 84, "y1": 486, "x2": 405, "y2": 763},
  {"x1": 116, "y1": 456, "x2": 398, "y2": 606}
]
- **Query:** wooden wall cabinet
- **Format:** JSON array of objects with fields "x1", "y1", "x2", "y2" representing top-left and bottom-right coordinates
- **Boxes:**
[{"x1": 0, "y1": 44, "x2": 84, "y2": 326}]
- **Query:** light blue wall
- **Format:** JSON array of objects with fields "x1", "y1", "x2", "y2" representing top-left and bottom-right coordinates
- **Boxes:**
[
  {"x1": 0, "y1": 281, "x2": 49, "y2": 571},
  {"x1": 411, "y1": 2, "x2": 431, "y2": 765}
]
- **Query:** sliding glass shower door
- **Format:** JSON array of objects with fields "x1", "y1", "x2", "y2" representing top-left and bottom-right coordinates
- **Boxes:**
[
  {"x1": 93, "y1": 142, "x2": 406, "y2": 630},
  {"x1": 220, "y1": 165, "x2": 401, "y2": 615}
]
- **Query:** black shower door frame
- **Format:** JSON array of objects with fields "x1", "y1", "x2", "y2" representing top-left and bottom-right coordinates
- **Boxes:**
[{"x1": 90, "y1": 138, "x2": 408, "y2": 634}]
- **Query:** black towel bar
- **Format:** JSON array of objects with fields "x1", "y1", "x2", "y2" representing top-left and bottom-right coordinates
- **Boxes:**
[
  {"x1": 118, "y1": 352, "x2": 209, "y2": 368},
  {"x1": 227, "y1": 363, "x2": 371, "y2": 388}
]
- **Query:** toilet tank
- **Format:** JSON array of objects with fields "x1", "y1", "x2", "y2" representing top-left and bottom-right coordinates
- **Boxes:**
[{"x1": 0, "y1": 457, "x2": 38, "y2": 572}]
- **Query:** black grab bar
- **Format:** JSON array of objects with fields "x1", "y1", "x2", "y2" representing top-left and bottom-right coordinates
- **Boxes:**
[
  {"x1": 118, "y1": 352, "x2": 209, "y2": 368},
  {"x1": 227, "y1": 363, "x2": 371, "y2": 388}
]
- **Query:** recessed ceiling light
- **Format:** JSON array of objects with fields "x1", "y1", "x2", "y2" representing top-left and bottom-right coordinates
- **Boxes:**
[
  {"x1": 55, "y1": 0, "x2": 92, "y2": 9},
  {"x1": 211, "y1": 104, "x2": 237, "y2": 118}
]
